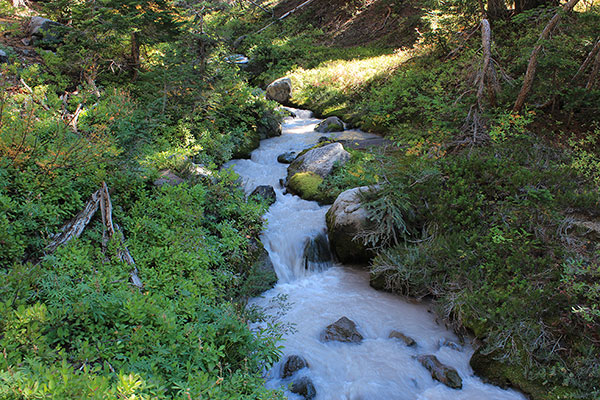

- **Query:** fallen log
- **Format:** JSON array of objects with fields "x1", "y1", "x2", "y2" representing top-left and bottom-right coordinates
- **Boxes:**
[
  {"x1": 255, "y1": 0, "x2": 317, "y2": 34},
  {"x1": 45, "y1": 189, "x2": 101, "y2": 254}
]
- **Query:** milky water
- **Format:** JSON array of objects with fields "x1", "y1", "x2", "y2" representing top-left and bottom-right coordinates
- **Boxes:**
[{"x1": 226, "y1": 109, "x2": 526, "y2": 400}]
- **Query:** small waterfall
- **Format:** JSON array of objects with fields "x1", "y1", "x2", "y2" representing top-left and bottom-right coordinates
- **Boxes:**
[{"x1": 226, "y1": 109, "x2": 526, "y2": 400}]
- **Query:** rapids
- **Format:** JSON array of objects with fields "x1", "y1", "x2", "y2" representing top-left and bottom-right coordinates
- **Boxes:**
[{"x1": 226, "y1": 109, "x2": 526, "y2": 400}]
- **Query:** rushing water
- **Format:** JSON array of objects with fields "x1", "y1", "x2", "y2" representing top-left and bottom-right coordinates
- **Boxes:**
[{"x1": 226, "y1": 109, "x2": 526, "y2": 400}]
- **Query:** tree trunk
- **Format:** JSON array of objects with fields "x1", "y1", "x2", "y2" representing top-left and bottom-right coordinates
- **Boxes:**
[
  {"x1": 512, "y1": 0, "x2": 581, "y2": 113},
  {"x1": 12, "y1": 0, "x2": 26, "y2": 8},
  {"x1": 130, "y1": 32, "x2": 140, "y2": 80},
  {"x1": 478, "y1": 19, "x2": 500, "y2": 107},
  {"x1": 487, "y1": 0, "x2": 507, "y2": 20},
  {"x1": 586, "y1": 50, "x2": 600, "y2": 90},
  {"x1": 572, "y1": 39, "x2": 600, "y2": 82}
]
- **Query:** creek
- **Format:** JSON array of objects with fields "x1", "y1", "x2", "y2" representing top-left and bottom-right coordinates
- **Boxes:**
[{"x1": 226, "y1": 109, "x2": 527, "y2": 400}]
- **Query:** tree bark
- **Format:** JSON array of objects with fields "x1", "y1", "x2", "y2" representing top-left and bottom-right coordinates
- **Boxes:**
[
  {"x1": 586, "y1": 49, "x2": 600, "y2": 90},
  {"x1": 478, "y1": 19, "x2": 500, "y2": 107},
  {"x1": 512, "y1": 0, "x2": 581, "y2": 113}
]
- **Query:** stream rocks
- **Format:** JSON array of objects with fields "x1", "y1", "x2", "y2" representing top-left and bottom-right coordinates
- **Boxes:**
[
  {"x1": 282, "y1": 355, "x2": 309, "y2": 378},
  {"x1": 303, "y1": 232, "x2": 333, "y2": 271},
  {"x1": 389, "y1": 330, "x2": 417, "y2": 347},
  {"x1": 290, "y1": 376, "x2": 317, "y2": 400},
  {"x1": 286, "y1": 143, "x2": 350, "y2": 201},
  {"x1": 315, "y1": 116, "x2": 345, "y2": 133},
  {"x1": 417, "y1": 355, "x2": 463, "y2": 389},
  {"x1": 266, "y1": 77, "x2": 292, "y2": 104},
  {"x1": 320, "y1": 316, "x2": 363, "y2": 343},
  {"x1": 325, "y1": 186, "x2": 376, "y2": 264},
  {"x1": 277, "y1": 151, "x2": 297, "y2": 164},
  {"x1": 250, "y1": 185, "x2": 277, "y2": 205}
]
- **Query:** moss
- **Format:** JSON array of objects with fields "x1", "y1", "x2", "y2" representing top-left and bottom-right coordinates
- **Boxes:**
[
  {"x1": 470, "y1": 350, "x2": 580, "y2": 400},
  {"x1": 287, "y1": 172, "x2": 324, "y2": 201}
]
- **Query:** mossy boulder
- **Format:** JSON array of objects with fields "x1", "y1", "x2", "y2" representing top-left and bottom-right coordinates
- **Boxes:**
[
  {"x1": 232, "y1": 132, "x2": 260, "y2": 159},
  {"x1": 315, "y1": 116, "x2": 345, "y2": 133},
  {"x1": 287, "y1": 172, "x2": 324, "y2": 201},
  {"x1": 287, "y1": 142, "x2": 350, "y2": 180},
  {"x1": 257, "y1": 108, "x2": 283, "y2": 140}
]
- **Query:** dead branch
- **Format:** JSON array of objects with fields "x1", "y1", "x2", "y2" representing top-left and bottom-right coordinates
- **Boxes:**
[
  {"x1": 100, "y1": 182, "x2": 115, "y2": 249},
  {"x1": 513, "y1": 0, "x2": 581, "y2": 113},
  {"x1": 585, "y1": 48, "x2": 600, "y2": 90},
  {"x1": 571, "y1": 38, "x2": 600, "y2": 82},
  {"x1": 45, "y1": 190, "x2": 101, "y2": 254},
  {"x1": 477, "y1": 19, "x2": 500, "y2": 108},
  {"x1": 255, "y1": 0, "x2": 317, "y2": 34},
  {"x1": 446, "y1": 24, "x2": 481, "y2": 60},
  {"x1": 245, "y1": 0, "x2": 273, "y2": 16}
]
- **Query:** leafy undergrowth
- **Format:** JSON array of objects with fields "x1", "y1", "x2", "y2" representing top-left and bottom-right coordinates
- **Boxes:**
[{"x1": 0, "y1": 2, "x2": 286, "y2": 398}]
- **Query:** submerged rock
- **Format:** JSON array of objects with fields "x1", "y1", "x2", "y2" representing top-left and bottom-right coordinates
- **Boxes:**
[
  {"x1": 439, "y1": 338, "x2": 461, "y2": 351},
  {"x1": 277, "y1": 151, "x2": 297, "y2": 164},
  {"x1": 282, "y1": 355, "x2": 309, "y2": 378},
  {"x1": 320, "y1": 316, "x2": 363, "y2": 343},
  {"x1": 326, "y1": 186, "x2": 376, "y2": 264},
  {"x1": 389, "y1": 330, "x2": 417, "y2": 347},
  {"x1": 315, "y1": 116, "x2": 345, "y2": 133},
  {"x1": 290, "y1": 376, "x2": 316, "y2": 400},
  {"x1": 417, "y1": 355, "x2": 462, "y2": 389},
  {"x1": 250, "y1": 185, "x2": 277, "y2": 205},
  {"x1": 303, "y1": 232, "x2": 333, "y2": 271},
  {"x1": 153, "y1": 170, "x2": 184, "y2": 187},
  {"x1": 266, "y1": 77, "x2": 292, "y2": 105},
  {"x1": 287, "y1": 142, "x2": 350, "y2": 179}
]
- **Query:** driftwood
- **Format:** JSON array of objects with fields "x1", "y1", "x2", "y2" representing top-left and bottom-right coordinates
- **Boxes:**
[
  {"x1": 45, "y1": 189, "x2": 101, "y2": 253},
  {"x1": 46, "y1": 182, "x2": 143, "y2": 290},
  {"x1": 512, "y1": 0, "x2": 581, "y2": 113},
  {"x1": 255, "y1": 0, "x2": 317, "y2": 34}
]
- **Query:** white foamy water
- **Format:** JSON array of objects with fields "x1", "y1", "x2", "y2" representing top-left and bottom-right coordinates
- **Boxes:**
[{"x1": 226, "y1": 109, "x2": 526, "y2": 400}]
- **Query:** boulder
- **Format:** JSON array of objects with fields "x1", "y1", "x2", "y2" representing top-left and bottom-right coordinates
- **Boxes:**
[
  {"x1": 0, "y1": 50, "x2": 8, "y2": 64},
  {"x1": 325, "y1": 186, "x2": 375, "y2": 264},
  {"x1": 186, "y1": 163, "x2": 213, "y2": 180},
  {"x1": 277, "y1": 151, "x2": 297, "y2": 164},
  {"x1": 389, "y1": 330, "x2": 416, "y2": 347},
  {"x1": 266, "y1": 77, "x2": 292, "y2": 105},
  {"x1": 320, "y1": 316, "x2": 363, "y2": 343},
  {"x1": 28, "y1": 17, "x2": 64, "y2": 48},
  {"x1": 417, "y1": 355, "x2": 462, "y2": 389},
  {"x1": 282, "y1": 355, "x2": 309, "y2": 378},
  {"x1": 290, "y1": 376, "x2": 316, "y2": 400},
  {"x1": 154, "y1": 170, "x2": 185, "y2": 187},
  {"x1": 250, "y1": 185, "x2": 277, "y2": 205},
  {"x1": 315, "y1": 116, "x2": 345, "y2": 133},
  {"x1": 287, "y1": 143, "x2": 350, "y2": 180},
  {"x1": 257, "y1": 108, "x2": 283, "y2": 139},
  {"x1": 286, "y1": 172, "x2": 324, "y2": 202},
  {"x1": 303, "y1": 232, "x2": 332, "y2": 271}
]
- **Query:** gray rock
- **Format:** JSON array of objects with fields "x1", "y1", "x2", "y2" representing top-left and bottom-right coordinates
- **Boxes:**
[
  {"x1": 318, "y1": 136, "x2": 330, "y2": 143},
  {"x1": 153, "y1": 170, "x2": 185, "y2": 187},
  {"x1": 315, "y1": 116, "x2": 345, "y2": 133},
  {"x1": 282, "y1": 355, "x2": 309, "y2": 378},
  {"x1": 250, "y1": 185, "x2": 276, "y2": 205},
  {"x1": 287, "y1": 143, "x2": 350, "y2": 180},
  {"x1": 303, "y1": 232, "x2": 332, "y2": 271},
  {"x1": 266, "y1": 77, "x2": 292, "y2": 105},
  {"x1": 417, "y1": 355, "x2": 462, "y2": 389},
  {"x1": 0, "y1": 50, "x2": 8, "y2": 64},
  {"x1": 28, "y1": 17, "x2": 64, "y2": 48},
  {"x1": 326, "y1": 186, "x2": 376, "y2": 264},
  {"x1": 320, "y1": 316, "x2": 363, "y2": 343},
  {"x1": 186, "y1": 163, "x2": 213, "y2": 180},
  {"x1": 439, "y1": 338, "x2": 461, "y2": 351},
  {"x1": 290, "y1": 376, "x2": 316, "y2": 400},
  {"x1": 389, "y1": 330, "x2": 417, "y2": 347},
  {"x1": 277, "y1": 151, "x2": 297, "y2": 164}
]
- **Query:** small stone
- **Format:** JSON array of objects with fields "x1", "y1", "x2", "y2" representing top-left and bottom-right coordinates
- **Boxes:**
[
  {"x1": 250, "y1": 185, "x2": 276, "y2": 205},
  {"x1": 389, "y1": 330, "x2": 417, "y2": 347},
  {"x1": 417, "y1": 355, "x2": 462, "y2": 389},
  {"x1": 21, "y1": 38, "x2": 31, "y2": 46},
  {"x1": 320, "y1": 316, "x2": 363, "y2": 343},
  {"x1": 290, "y1": 376, "x2": 316, "y2": 400},
  {"x1": 282, "y1": 355, "x2": 309, "y2": 378},
  {"x1": 439, "y1": 338, "x2": 461, "y2": 351},
  {"x1": 277, "y1": 151, "x2": 297, "y2": 164},
  {"x1": 0, "y1": 50, "x2": 8, "y2": 64}
]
